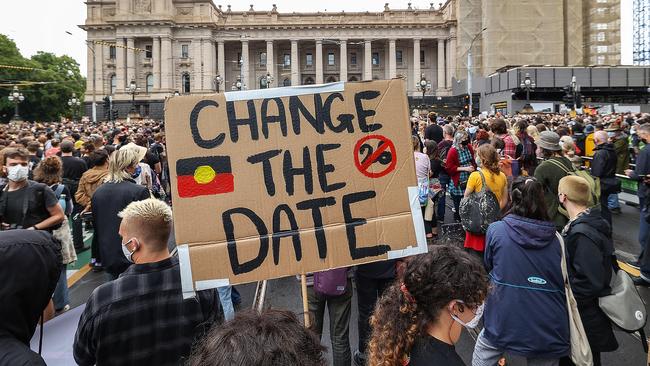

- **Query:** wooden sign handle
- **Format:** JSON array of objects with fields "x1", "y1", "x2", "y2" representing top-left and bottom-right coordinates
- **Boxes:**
[{"x1": 301, "y1": 273, "x2": 311, "y2": 328}]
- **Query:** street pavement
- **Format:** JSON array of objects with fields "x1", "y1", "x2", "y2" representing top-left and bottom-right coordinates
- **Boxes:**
[{"x1": 62, "y1": 199, "x2": 650, "y2": 365}]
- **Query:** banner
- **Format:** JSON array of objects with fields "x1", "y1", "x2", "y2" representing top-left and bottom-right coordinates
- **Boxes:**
[{"x1": 165, "y1": 80, "x2": 427, "y2": 295}]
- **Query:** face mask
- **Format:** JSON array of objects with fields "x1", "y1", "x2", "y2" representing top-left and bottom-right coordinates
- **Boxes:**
[
  {"x1": 7, "y1": 165, "x2": 29, "y2": 182},
  {"x1": 461, "y1": 140, "x2": 469, "y2": 146},
  {"x1": 475, "y1": 155, "x2": 482, "y2": 167},
  {"x1": 131, "y1": 165, "x2": 142, "y2": 179},
  {"x1": 469, "y1": 126, "x2": 478, "y2": 134},
  {"x1": 121, "y1": 238, "x2": 138, "y2": 263},
  {"x1": 450, "y1": 301, "x2": 484, "y2": 329}
]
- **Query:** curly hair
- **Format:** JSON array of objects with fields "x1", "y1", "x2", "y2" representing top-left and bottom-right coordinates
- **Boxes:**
[
  {"x1": 33, "y1": 156, "x2": 63, "y2": 185},
  {"x1": 476, "y1": 144, "x2": 500, "y2": 175},
  {"x1": 367, "y1": 245, "x2": 489, "y2": 366}
]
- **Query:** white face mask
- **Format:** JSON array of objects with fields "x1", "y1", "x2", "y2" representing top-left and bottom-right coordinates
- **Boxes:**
[
  {"x1": 121, "y1": 238, "x2": 138, "y2": 263},
  {"x1": 450, "y1": 301, "x2": 484, "y2": 329},
  {"x1": 7, "y1": 165, "x2": 29, "y2": 182}
]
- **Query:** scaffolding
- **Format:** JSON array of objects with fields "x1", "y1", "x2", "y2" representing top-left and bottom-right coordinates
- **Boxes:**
[{"x1": 634, "y1": 0, "x2": 650, "y2": 65}]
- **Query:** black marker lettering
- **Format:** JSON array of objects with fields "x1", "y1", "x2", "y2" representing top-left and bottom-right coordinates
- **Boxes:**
[
  {"x1": 342, "y1": 191, "x2": 391, "y2": 259},
  {"x1": 316, "y1": 144, "x2": 345, "y2": 193},
  {"x1": 296, "y1": 196, "x2": 337, "y2": 259},
  {"x1": 289, "y1": 95, "x2": 324, "y2": 135},
  {"x1": 247, "y1": 149, "x2": 282, "y2": 196},
  {"x1": 261, "y1": 97, "x2": 287, "y2": 139},
  {"x1": 323, "y1": 93, "x2": 354, "y2": 133},
  {"x1": 272, "y1": 204, "x2": 302, "y2": 265},
  {"x1": 189, "y1": 100, "x2": 225, "y2": 149},
  {"x1": 223, "y1": 208, "x2": 269, "y2": 275},
  {"x1": 282, "y1": 147, "x2": 313, "y2": 196},
  {"x1": 226, "y1": 100, "x2": 259, "y2": 143},
  {"x1": 355, "y1": 90, "x2": 382, "y2": 132}
]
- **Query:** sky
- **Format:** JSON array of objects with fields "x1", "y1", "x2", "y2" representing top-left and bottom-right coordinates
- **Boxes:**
[{"x1": 0, "y1": 0, "x2": 635, "y2": 77}]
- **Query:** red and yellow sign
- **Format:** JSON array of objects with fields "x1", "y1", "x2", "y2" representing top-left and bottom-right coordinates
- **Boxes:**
[{"x1": 176, "y1": 156, "x2": 234, "y2": 198}]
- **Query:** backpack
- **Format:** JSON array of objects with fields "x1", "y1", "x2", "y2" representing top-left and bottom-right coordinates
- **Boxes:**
[
  {"x1": 312, "y1": 268, "x2": 349, "y2": 296},
  {"x1": 547, "y1": 159, "x2": 601, "y2": 217},
  {"x1": 459, "y1": 170, "x2": 501, "y2": 234}
]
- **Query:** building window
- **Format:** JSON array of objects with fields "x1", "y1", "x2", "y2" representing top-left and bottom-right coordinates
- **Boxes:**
[
  {"x1": 283, "y1": 78, "x2": 291, "y2": 86},
  {"x1": 182, "y1": 73, "x2": 191, "y2": 93},
  {"x1": 597, "y1": 55, "x2": 606, "y2": 64},
  {"x1": 420, "y1": 50, "x2": 425, "y2": 64},
  {"x1": 146, "y1": 74, "x2": 153, "y2": 93},
  {"x1": 304, "y1": 77, "x2": 315, "y2": 85},
  {"x1": 396, "y1": 50, "x2": 403, "y2": 65},
  {"x1": 110, "y1": 74, "x2": 116, "y2": 95},
  {"x1": 596, "y1": 8, "x2": 606, "y2": 15},
  {"x1": 142, "y1": 104, "x2": 150, "y2": 117},
  {"x1": 109, "y1": 45, "x2": 116, "y2": 59},
  {"x1": 328, "y1": 52, "x2": 335, "y2": 65},
  {"x1": 350, "y1": 52, "x2": 357, "y2": 65},
  {"x1": 145, "y1": 45, "x2": 152, "y2": 59},
  {"x1": 372, "y1": 52, "x2": 380, "y2": 66},
  {"x1": 284, "y1": 54, "x2": 291, "y2": 68},
  {"x1": 326, "y1": 76, "x2": 337, "y2": 83},
  {"x1": 597, "y1": 32, "x2": 606, "y2": 42},
  {"x1": 260, "y1": 52, "x2": 267, "y2": 66},
  {"x1": 597, "y1": 45, "x2": 608, "y2": 53},
  {"x1": 306, "y1": 53, "x2": 313, "y2": 66},
  {"x1": 348, "y1": 76, "x2": 358, "y2": 82},
  {"x1": 181, "y1": 44, "x2": 189, "y2": 58},
  {"x1": 596, "y1": 23, "x2": 608, "y2": 30}
]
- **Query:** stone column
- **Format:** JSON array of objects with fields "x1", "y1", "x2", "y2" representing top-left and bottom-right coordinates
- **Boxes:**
[
  {"x1": 160, "y1": 36, "x2": 172, "y2": 91},
  {"x1": 388, "y1": 38, "x2": 397, "y2": 79},
  {"x1": 315, "y1": 39, "x2": 323, "y2": 84},
  {"x1": 94, "y1": 41, "x2": 104, "y2": 95},
  {"x1": 152, "y1": 37, "x2": 161, "y2": 90},
  {"x1": 437, "y1": 38, "x2": 446, "y2": 90},
  {"x1": 413, "y1": 38, "x2": 421, "y2": 91},
  {"x1": 266, "y1": 40, "x2": 274, "y2": 86},
  {"x1": 126, "y1": 37, "x2": 135, "y2": 86},
  {"x1": 86, "y1": 43, "x2": 95, "y2": 95},
  {"x1": 446, "y1": 37, "x2": 456, "y2": 89},
  {"x1": 241, "y1": 40, "x2": 249, "y2": 89},
  {"x1": 202, "y1": 39, "x2": 214, "y2": 91},
  {"x1": 115, "y1": 38, "x2": 126, "y2": 91},
  {"x1": 217, "y1": 40, "x2": 225, "y2": 83},
  {"x1": 291, "y1": 39, "x2": 300, "y2": 86},
  {"x1": 339, "y1": 39, "x2": 347, "y2": 82},
  {"x1": 192, "y1": 39, "x2": 202, "y2": 90},
  {"x1": 363, "y1": 40, "x2": 372, "y2": 81}
]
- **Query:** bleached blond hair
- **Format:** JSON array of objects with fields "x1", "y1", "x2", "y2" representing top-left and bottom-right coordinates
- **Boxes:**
[
  {"x1": 105, "y1": 146, "x2": 142, "y2": 183},
  {"x1": 119, "y1": 198, "x2": 172, "y2": 249}
]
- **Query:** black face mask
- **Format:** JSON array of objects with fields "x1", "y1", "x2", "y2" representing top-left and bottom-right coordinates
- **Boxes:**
[{"x1": 461, "y1": 140, "x2": 469, "y2": 146}]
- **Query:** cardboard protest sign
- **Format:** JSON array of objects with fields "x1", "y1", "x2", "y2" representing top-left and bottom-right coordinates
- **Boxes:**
[{"x1": 165, "y1": 79, "x2": 427, "y2": 295}]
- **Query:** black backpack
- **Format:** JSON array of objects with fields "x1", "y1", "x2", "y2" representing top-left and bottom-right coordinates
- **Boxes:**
[{"x1": 459, "y1": 171, "x2": 501, "y2": 234}]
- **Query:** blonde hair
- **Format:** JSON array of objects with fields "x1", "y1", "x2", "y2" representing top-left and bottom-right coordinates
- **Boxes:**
[
  {"x1": 558, "y1": 176, "x2": 591, "y2": 207},
  {"x1": 526, "y1": 125, "x2": 540, "y2": 141},
  {"x1": 118, "y1": 198, "x2": 171, "y2": 249},
  {"x1": 559, "y1": 136, "x2": 575, "y2": 157},
  {"x1": 105, "y1": 146, "x2": 142, "y2": 183}
]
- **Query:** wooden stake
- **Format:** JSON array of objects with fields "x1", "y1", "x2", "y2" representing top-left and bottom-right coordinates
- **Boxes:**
[{"x1": 301, "y1": 273, "x2": 311, "y2": 328}]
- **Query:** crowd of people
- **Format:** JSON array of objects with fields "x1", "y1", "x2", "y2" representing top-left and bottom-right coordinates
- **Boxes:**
[{"x1": 0, "y1": 109, "x2": 649, "y2": 366}]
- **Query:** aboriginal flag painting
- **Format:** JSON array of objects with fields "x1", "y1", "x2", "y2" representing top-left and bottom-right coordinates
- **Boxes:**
[{"x1": 176, "y1": 156, "x2": 234, "y2": 198}]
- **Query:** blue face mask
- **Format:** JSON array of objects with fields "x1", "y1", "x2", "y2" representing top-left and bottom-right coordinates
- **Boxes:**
[{"x1": 131, "y1": 165, "x2": 142, "y2": 179}]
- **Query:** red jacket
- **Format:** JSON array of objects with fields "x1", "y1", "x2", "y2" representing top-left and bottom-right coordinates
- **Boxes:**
[{"x1": 446, "y1": 145, "x2": 476, "y2": 187}]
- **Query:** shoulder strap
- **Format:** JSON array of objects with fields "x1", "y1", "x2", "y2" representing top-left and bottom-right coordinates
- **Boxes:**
[
  {"x1": 477, "y1": 170, "x2": 490, "y2": 193},
  {"x1": 53, "y1": 184, "x2": 64, "y2": 198},
  {"x1": 547, "y1": 158, "x2": 573, "y2": 174}
]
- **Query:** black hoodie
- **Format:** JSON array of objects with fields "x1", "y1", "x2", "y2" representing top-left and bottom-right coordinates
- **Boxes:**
[{"x1": 591, "y1": 143, "x2": 618, "y2": 192}]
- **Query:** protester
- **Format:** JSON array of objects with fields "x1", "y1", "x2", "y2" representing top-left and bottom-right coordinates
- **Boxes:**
[
  {"x1": 413, "y1": 135, "x2": 433, "y2": 237},
  {"x1": 91, "y1": 143, "x2": 150, "y2": 279},
  {"x1": 424, "y1": 140, "x2": 443, "y2": 236},
  {"x1": 436, "y1": 124, "x2": 454, "y2": 223},
  {"x1": 424, "y1": 112, "x2": 444, "y2": 143},
  {"x1": 60, "y1": 140, "x2": 88, "y2": 250},
  {"x1": 75, "y1": 149, "x2": 110, "y2": 212},
  {"x1": 446, "y1": 130, "x2": 476, "y2": 222},
  {"x1": 0, "y1": 230, "x2": 61, "y2": 365},
  {"x1": 189, "y1": 309, "x2": 325, "y2": 366},
  {"x1": 367, "y1": 245, "x2": 489, "y2": 366},
  {"x1": 591, "y1": 131, "x2": 618, "y2": 225},
  {"x1": 473, "y1": 176, "x2": 570, "y2": 365},
  {"x1": 558, "y1": 176, "x2": 618, "y2": 365},
  {"x1": 0, "y1": 147, "x2": 65, "y2": 231},
  {"x1": 33, "y1": 156, "x2": 76, "y2": 314},
  {"x1": 307, "y1": 268, "x2": 352, "y2": 366},
  {"x1": 534, "y1": 131, "x2": 573, "y2": 230},
  {"x1": 463, "y1": 144, "x2": 508, "y2": 255},
  {"x1": 608, "y1": 122, "x2": 628, "y2": 214},
  {"x1": 625, "y1": 123, "x2": 650, "y2": 273},
  {"x1": 74, "y1": 198, "x2": 221, "y2": 366}
]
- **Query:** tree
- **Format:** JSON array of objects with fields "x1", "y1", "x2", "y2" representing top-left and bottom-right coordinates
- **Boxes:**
[{"x1": 0, "y1": 34, "x2": 86, "y2": 122}]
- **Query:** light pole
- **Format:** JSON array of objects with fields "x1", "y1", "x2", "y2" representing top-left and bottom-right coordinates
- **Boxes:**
[
  {"x1": 67, "y1": 92, "x2": 81, "y2": 121},
  {"x1": 570, "y1": 76, "x2": 581, "y2": 111},
  {"x1": 235, "y1": 79, "x2": 242, "y2": 91},
  {"x1": 519, "y1": 72, "x2": 536, "y2": 112},
  {"x1": 214, "y1": 75, "x2": 222, "y2": 93},
  {"x1": 7, "y1": 86, "x2": 25, "y2": 121},
  {"x1": 264, "y1": 73, "x2": 273, "y2": 89},
  {"x1": 416, "y1": 74, "x2": 431, "y2": 108},
  {"x1": 126, "y1": 79, "x2": 139, "y2": 115},
  {"x1": 467, "y1": 27, "x2": 487, "y2": 118}
]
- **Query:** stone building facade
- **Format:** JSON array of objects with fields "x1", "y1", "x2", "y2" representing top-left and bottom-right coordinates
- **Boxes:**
[{"x1": 81, "y1": 0, "x2": 622, "y2": 119}]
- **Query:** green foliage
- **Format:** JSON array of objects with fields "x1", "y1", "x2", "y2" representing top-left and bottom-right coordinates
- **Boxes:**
[{"x1": 0, "y1": 34, "x2": 86, "y2": 122}]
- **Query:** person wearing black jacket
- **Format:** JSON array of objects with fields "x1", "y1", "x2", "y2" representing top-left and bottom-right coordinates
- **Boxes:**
[
  {"x1": 626, "y1": 123, "x2": 650, "y2": 281},
  {"x1": 424, "y1": 113, "x2": 443, "y2": 144},
  {"x1": 92, "y1": 143, "x2": 150, "y2": 280},
  {"x1": 0, "y1": 230, "x2": 62, "y2": 366},
  {"x1": 590, "y1": 131, "x2": 618, "y2": 225},
  {"x1": 559, "y1": 176, "x2": 618, "y2": 366}
]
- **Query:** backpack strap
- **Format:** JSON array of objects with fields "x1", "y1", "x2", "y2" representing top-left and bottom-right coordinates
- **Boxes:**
[
  {"x1": 477, "y1": 170, "x2": 491, "y2": 193},
  {"x1": 53, "y1": 184, "x2": 64, "y2": 198},
  {"x1": 546, "y1": 158, "x2": 573, "y2": 174}
]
